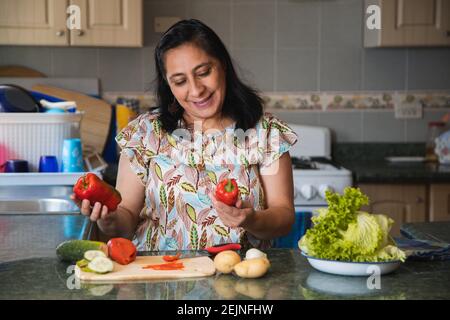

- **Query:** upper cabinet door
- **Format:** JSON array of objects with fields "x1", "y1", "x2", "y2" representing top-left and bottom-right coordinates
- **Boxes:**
[
  {"x1": 70, "y1": 0, "x2": 143, "y2": 47},
  {"x1": 365, "y1": 0, "x2": 450, "y2": 47},
  {"x1": 0, "y1": 0, "x2": 69, "y2": 45}
]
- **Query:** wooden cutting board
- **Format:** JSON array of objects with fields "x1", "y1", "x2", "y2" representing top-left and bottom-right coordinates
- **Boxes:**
[
  {"x1": 31, "y1": 84, "x2": 112, "y2": 154},
  {"x1": 75, "y1": 256, "x2": 216, "y2": 283}
]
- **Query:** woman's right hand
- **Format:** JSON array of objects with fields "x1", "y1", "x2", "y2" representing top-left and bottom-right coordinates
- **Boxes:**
[{"x1": 70, "y1": 194, "x2": 116, "y2": 223}]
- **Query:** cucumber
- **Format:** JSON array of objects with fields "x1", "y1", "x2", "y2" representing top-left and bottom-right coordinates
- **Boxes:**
[
  {"x1": 56, "y1": 240, "x2": 108, "y2": 262},
  {"x1": 84, "y1": 250, "x2": 107, "y2": 261},
  {"x1": 88, "y1": 257, "x2": 114, "y2": 274}
]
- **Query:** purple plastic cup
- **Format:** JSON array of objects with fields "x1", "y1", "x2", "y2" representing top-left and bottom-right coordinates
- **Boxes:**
[
  {"x1": 39, "y1": 155, "x2": 59, "y2": 172},
  {"x1": 5, "y1": 159, "x2": 29, "y2": 173}
]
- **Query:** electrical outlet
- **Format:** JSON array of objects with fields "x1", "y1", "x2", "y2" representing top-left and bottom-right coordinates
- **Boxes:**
[
  {"x1": 394, "y1": 94, "x2": 423, "y2": 119},
  {"x1": 154, "y1": 17, "x2": 181, "y2": 33}
]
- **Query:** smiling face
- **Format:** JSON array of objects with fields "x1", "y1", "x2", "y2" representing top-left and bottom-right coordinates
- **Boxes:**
[{"x1": 164, "y1": 43, "x2": 226, "y2": 124}]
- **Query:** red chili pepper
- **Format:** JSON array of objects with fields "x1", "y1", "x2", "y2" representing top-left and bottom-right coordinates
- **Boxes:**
[
  {"x1": 206, "y1": 243, "x2": 242, "y2": 254},
  {"x1": 163, "y1": 253, "x2": 181, "y2": 262},
  {"x1": 73, "y1": 173, "x2": 122, "y2": 211},
  {"x1": 215, "y1": 178, "x2": 239, "y2": 206},
  {"x1": 107, "y1": 238, "x2": 137, "y2": 265}
]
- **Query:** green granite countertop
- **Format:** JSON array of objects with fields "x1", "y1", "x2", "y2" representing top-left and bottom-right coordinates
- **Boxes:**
[
  {"x1": 1, "y1": 216, "x2": 449, "y2": 300},
  {"x1": 0, "y1": 248, "x2": 449, "y2": 300},
  {"x1": 333, "y1": 143, "x2": 450, "y2": 184},
  {"x1": 341, "y1": 160, "x2": 450, "y2": 184}
]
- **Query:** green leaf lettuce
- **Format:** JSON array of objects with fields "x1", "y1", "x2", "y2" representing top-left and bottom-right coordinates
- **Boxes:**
[{"x1": 299, "y1": 187, "x2": 406, "y2": 262}]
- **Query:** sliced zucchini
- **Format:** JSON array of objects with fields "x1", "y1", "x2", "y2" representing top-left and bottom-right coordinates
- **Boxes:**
[
  {"x1": 81, "y1": 266, "x2": 95, "y2": 273},
  {"x1": 76, "y1": 259, "x2": 89, "y2": 268},
  {"x1": 76, "y1": 259, "x2": 95, "y2": 272},
  {"x1": 84, "y1": 250, "x2": 107, "y2": 261},
  {"x1": 88, "y1": 256, "x2": 114, "y2": 274}
]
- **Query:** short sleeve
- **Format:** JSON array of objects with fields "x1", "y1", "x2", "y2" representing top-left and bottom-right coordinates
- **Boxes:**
[
  {"x1": 115, "y1": 113, "x2": 161, "y2": 185},
  {"x1": 259, "y1": 113, "x2": 298, "y2": 168}
]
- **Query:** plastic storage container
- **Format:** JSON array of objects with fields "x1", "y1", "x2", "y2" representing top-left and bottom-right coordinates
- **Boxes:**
[{"x1": 0, "y1": 112, "x2": 83, "y2": 172}]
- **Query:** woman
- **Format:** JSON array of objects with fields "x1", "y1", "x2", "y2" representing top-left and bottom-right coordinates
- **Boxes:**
[{"x1": 72, "y1": 19, "x2": 298, "y2": 251}]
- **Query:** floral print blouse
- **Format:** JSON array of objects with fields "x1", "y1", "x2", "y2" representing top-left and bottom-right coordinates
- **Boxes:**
[{"x1": 116, "y1": 111, "x2": 298, "y2": 251}]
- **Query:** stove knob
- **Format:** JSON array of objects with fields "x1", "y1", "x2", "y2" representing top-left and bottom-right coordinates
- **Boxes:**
[
  {"x1": 300, "y1": 185, "x2": 317, "y2": 200},
  {"x1": 318, "y1": 185, "x2": 334, "y2": 199}
]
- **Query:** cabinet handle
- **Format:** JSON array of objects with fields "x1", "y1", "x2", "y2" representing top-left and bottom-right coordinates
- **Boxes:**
[
  {"x1": 56, "y1": 30, "x2": 65, "y2": 37},
  {"x1": 76, "y1": 30, "x2": 84, "y2": 36},
  {"x1": 447, "y1": 31, "x2": 450, "y2": 37},
  {"x1": 416, "y1": 197, "x2": 424, "y2": 204}
]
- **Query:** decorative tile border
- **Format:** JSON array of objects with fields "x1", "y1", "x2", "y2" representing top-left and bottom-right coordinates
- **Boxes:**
[
  {"x1": 103, "y1": 91, "x2": 450, "y2": 113},
  {"x1": 262, "y1": 91, "x2": 450, "y2": 110}
]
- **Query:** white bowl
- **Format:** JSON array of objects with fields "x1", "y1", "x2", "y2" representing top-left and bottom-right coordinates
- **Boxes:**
[{"x1": 301, "y1": 252, "x2": 402, "y2": 276}]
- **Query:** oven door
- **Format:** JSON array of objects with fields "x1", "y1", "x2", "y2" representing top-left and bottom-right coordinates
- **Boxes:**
[{"x1": 273, "y1": 206, "x2": 325, "y2": 248}]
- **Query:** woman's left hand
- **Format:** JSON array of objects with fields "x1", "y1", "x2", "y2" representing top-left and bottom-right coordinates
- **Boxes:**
[{"x1": 211, "y1": 194, "x2": 256, "y2": 228}]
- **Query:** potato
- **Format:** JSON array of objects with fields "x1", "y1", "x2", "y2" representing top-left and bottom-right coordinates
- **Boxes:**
[
  {"x1": 233, "y1": 257, "x2": 270, "y2": 279},
  {"x1": 213, "y1": 250, "x2": 241, "y2": 274}
]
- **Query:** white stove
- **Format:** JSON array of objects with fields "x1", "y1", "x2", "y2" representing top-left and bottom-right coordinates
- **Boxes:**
[
  {"x1": 291, "y1": 157, "x2": 352, "y2": 209},
  {"x1": 274, "y1": 124, "x2": 352, "y2": 248},
  {"x1": 288, "y1": 124, "x2": 353, "y2": 211}
]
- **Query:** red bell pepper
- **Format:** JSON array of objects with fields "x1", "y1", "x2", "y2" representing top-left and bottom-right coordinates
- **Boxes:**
[
  {"x1": 107, "y1": 238, "x2": 137, "y2": 265},
  {"x1": 215, "y1": 178, "x2": 239, "y2": 206},
  {"x1": 143, "y1": 262, "x2": 184, "y2": 270},
  {"x1": 163, "y1": 253, "x2": 181, "y2": 262},
  {"x1": 73, "y1": 173, "x2": 122, "y2": 211}
]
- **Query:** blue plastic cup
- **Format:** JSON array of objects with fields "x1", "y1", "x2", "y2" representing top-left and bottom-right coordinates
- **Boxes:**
[
  {"x1": 4, "y1": 159, "x2": 29, "y2": 173},
  {"x1": 61, "y1": 138, "x2": 84, "y2": 172},
  {"x1": 39, "y1": 155, "x2": 59, "y2": 172}
]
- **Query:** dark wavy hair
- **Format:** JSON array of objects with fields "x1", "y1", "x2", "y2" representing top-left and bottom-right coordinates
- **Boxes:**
[{"x1": 154, "y1": 19, "x2": 264, "y2": 133}]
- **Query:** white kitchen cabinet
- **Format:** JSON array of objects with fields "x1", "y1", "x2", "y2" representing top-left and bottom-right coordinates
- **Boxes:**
[
  {"x1": 69, "y1": 0, "x2": 143, "y2": 47},
  {"x1": 0, "y1": 0, "x2": 69, "y2": 46},
  {"x1": 365, "y1": 0, "x2": 450, "y2": 47},
  {"x1": 0, "y1": 0, "x2": 142, "y2": 47}
]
